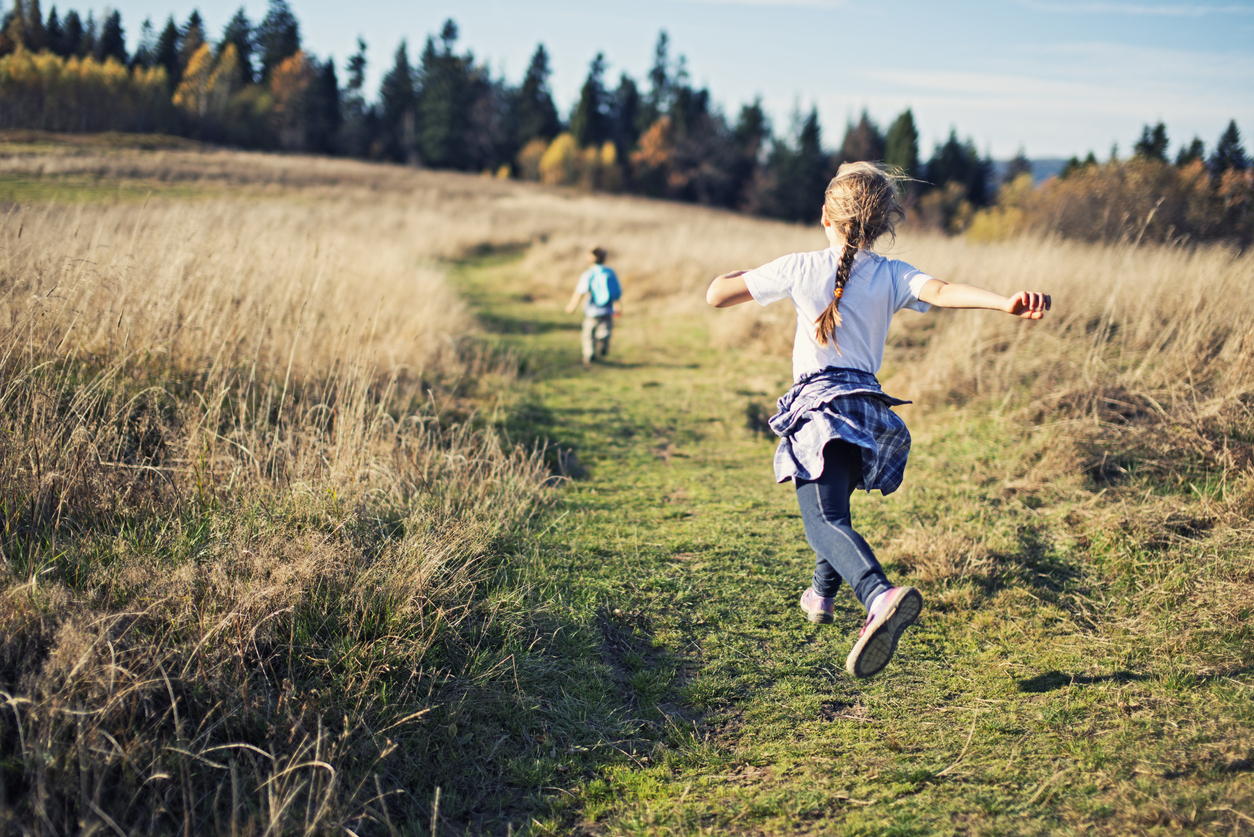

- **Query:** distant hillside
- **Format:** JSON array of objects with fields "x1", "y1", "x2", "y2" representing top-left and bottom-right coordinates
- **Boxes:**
[{"x1": 990, "y1": 157, "x2": 1067, "y2": 185}]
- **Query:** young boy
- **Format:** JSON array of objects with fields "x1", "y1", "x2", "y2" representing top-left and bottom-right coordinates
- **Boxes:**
[{"x1": 566, "y1": 246, "x2": 623, "y2": 365}]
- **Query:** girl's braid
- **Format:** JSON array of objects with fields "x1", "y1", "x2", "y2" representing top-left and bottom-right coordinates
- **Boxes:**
[
  {"x1": 814, "y1": 221, "x2": 863, "y2": 347},
  {"x1": 813, "y1": 162, "x2": 906, "y2": 349}
]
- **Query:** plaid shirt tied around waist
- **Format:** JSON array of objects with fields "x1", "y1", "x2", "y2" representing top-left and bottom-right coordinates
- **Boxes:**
[{"x1": 768, "y1": 367, "x2": 912, "y2": 493}]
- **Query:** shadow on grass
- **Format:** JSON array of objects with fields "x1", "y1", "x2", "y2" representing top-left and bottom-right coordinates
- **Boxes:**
[
  {"x1": 943, "y1": 524, "x2": 1098, "y2": 628},
  {"x1": 413, "y1": 595, "x2": 686, "y2": 833},
  {"x1": 1017, "y1": 663, "x2": 1253, "y2": 695},
  {"x1": 1018, "y1": 670, "x2": 1149, "y2": 693},
  {"x1": 476, "y1": 311, "x2": 580, "y2": 336}
]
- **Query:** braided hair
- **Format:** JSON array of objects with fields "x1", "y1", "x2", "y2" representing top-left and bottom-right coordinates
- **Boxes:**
[{"x1": 813, "y1": 162, "x2": 906, "y2": 349}]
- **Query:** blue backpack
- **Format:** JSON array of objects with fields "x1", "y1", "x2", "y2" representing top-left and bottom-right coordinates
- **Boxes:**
[{"x1": 589, "y1": 266, "x2": 621, "y2": 307}]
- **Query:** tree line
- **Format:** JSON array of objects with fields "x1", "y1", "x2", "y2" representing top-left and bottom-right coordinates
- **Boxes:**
[
  {"x1": 0, "y1": 0, "x2": 1249, "y2": 242},
  {"x1": 971, "y1": 121, "x2": 1252, "y2": 247}
]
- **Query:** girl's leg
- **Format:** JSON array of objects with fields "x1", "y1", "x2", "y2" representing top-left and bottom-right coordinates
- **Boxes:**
[
  {"x1": 794, "y1": 440, "x2": 893, "y2": 609},
  {"x1": 796, "y1": 441, "x2": 922, "y2": 678}
]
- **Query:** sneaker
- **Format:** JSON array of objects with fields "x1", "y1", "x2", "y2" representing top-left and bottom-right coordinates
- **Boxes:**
[
  {"x1": 845, "y1": 587, "x2": 922, "y2": 678},
  {"x1": 799, "y1": 587, "x2": 835, "y2": 624}
]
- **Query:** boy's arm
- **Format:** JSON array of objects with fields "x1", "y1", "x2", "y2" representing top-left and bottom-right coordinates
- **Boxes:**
[
  {"x1": 565, "y1": 288, "x2": 588, "y2": 314},
  {"x1": 917, "y1": 279, "x2": 1051, "y2": 319},
  {"x1": 706, "y1": 271, "x2": 754, "y2": 308}
]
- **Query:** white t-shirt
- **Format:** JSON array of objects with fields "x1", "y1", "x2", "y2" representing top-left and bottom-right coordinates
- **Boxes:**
[{"x1": 744, "y1": 248, "x2": 934, "y2": 380}]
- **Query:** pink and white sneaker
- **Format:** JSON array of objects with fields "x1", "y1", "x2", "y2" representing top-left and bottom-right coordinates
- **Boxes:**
[
  {"x1": 845, "y1": 587, "x2": 922, "y2": 678},
  {"x1": 799, "y1": 587, "x2": 836, "y2": 624}
]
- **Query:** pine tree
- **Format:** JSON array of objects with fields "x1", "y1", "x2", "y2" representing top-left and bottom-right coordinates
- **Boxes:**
[
  {"x1": 378, "y1": 39, "x2": 416, "y2": 162},
  {"x1": 839, "y1": 110, "x2": 884, "y2": 164},
  {"x1": 1175, "y1": 137, "x2": 1205, "y2": 167},
  {"x1": 96, "y1": 10, "x2": 126, "y2": 64},
  {"x1": 45, "y1": 5, "x2": 63, "y2": 55},
  {"x1": 765, "y1": 107, "x2": 830, "y2": 222},
  {"x1": 257, "y1": 0, "x2": 300, "y2": 82},
  {"x1": 220, "y1": 8, "x2": 254, "y2": 83},
  {"x1": 154, "y1": 16, "x2": 181, "y2": 86},
  {"x1": 345, "y1": 37, "x2": 366, "y2": 93},
  {"x1": 178, "y1": 11, "x2": 204, "y2": 73},
  {"x1": 79, "y1": 11, "x2": 95, "y2": 57},
  {"x1": 130, "y1": 18, "x2": 155, "y2": 68},
  {"x1": 730, "y1": 98, "x2": 769, "y2": 208},
  {"x1": 733, "y1": 99, "x2": 769, "y2": 158},
  {"x1": 884, "y1": 109, "x2": 919, "y2": 178},
  {"x1": 514, "y1": 43, "x2": 560, "y2": 145},
  {"x1": 609, "y1": 73, "x2": 640, "y2": 155},
  {"x1": 1209, "y1": 120, "x2": 1248, "y2": 172},
  {"x1": 1133, "y1": 122, "x2": 1169, "y2": 161},
  {"x1": 24, "y1": 0, "x2": 46, "y2": 52},
  {"x1": 1005, "y1": 147, "x2": 1032, "y2": 182},
  {"x1": 416, "y1": 21, "x2": 475, "y2": 169},
  {"x1": 304, "y1": 57, "x2": 340, "y2": 153},
  {"x1": 640, "y1": 30, "x2": 671, "y2": 130},
  {"x1": 669, "y1": 83, "x2": 708, "y2": 138},
  {"x1": 338, "y1": 37, "x2": 373, "y2": 157},
  {"x1": 60, "y1": 8, "x2": 82, "y2": 57},
  {"x1": 569, "y1": 52, "x2": 609, "y2": 148},
  {"x1": 926, "y1": 130, "x2": 992, "y2": 206}
]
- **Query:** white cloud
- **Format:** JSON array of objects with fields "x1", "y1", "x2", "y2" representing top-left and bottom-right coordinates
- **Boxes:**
[{"x1": 848, "y1": 38, "x2": 1253, "y2": 156}]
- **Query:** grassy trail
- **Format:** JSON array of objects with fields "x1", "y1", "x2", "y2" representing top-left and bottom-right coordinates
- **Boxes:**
[{"x1": 449, "y1": 255, "x2": 1252, "y2": 836}]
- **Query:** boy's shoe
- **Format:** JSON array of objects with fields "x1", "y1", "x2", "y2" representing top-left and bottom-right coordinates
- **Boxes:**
[
  {"x1": 845, "y1": 587, "x2": 922, "y2": 678},
  {"x1": 799, "y1": 587, "x2": 835, "y2": 624}
]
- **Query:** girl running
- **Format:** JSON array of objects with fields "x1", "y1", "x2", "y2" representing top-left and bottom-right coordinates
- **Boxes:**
[{"x1": 706, "y1": 162, "x2": 1050, "y2": 678}]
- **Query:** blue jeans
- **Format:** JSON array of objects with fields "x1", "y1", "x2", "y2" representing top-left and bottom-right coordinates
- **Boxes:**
[{"x1": 795, "y1": 440, "x2": 892, "y2": 609}]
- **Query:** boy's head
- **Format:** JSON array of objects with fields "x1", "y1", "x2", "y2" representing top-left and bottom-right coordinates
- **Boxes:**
[{"x1": 589, "y1": 246, "x2": 607, "y2": 265}]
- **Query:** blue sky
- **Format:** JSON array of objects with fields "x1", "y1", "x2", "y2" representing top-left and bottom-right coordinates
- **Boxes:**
[{"x1": 98, "y1": 0, "x2": 1254, "y2": 159}]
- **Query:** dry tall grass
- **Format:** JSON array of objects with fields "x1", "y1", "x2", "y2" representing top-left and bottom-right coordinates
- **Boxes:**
[
  {"x1": 0, "y1": 189, "x2": 552, "y2": 831},
  {"x1": 2, "y1": 145, "x2": 1251, "y2": 831},
  {"x1": 521, "y1": 203, "x2": 1254, "y2": 495}
]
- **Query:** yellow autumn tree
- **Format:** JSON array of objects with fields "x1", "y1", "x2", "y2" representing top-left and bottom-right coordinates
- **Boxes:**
[
  {"x1": 172, "y1": 43, "x2": 214, "y2": 118},
  {"x1": 515, "y1": 137, "x2": 548, "y2": 181},
  {"x1": 539, "y1": 133, "x2": 579, "y2": 186},
  {"x1": 270, "y1": 50, "x2": 314, "y2": 150},
  {"x1": 207, "y1": 43, "x2": 243, "y2": 117},
  {"x1": 630, "y1": 117, "x2": 677, "y2": 197},
  {"x1": 0, "y1": 47, "x2": 171, "y2": 131},
  {"x1": 535, "y1": 134, "x2": 622, "y2": 191}
]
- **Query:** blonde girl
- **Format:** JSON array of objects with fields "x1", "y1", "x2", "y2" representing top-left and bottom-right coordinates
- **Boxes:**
[{"x1": 706, "y1": 162, "x2": 1050, "y2": 678}]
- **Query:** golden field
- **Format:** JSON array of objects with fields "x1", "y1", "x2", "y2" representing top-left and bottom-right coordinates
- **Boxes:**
[{"x1": 0, "y1": 139, "x2": 1250, "y2": 833}]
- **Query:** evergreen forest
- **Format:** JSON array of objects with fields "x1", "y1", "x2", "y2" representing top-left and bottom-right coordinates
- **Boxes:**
[{"x1": 0, "y1": 0, "x2": 1250, "y2": 244}]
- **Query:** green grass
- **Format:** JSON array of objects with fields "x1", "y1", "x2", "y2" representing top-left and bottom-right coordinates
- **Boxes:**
[
  {"x1": 0, "y1": 172, "x2": 218, "y2": 203},
  {"x1": 437, "y1": 253, "x2": 1254, "y2": 835},
  {"x1": 0, "y1": 129, "x2": 203, "y2": 154}
]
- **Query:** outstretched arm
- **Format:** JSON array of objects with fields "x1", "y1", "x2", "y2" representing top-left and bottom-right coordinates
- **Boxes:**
[
  {"x1": 565, "y1": 289, "x2": 588, "y2": 314},
  {"x1": 918, "y1": 279, "x2": 1051, "y2": 319},
  {"x1": 706, "y1": 270, "x2": 754, "y2": 308}
]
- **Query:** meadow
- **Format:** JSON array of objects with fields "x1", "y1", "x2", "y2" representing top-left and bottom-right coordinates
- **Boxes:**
[{"x1": 0, "y1": 134, "x2": 1250, "y2": 835}]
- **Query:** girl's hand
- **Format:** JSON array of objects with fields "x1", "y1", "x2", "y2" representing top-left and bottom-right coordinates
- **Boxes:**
[{"x1": 1003, "y1": 291, "x2": 1051, "y2": 319}]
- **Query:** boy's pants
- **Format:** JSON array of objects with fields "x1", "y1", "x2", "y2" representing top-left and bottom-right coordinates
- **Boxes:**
[{"x1": 581, "y1": 314, "x2": 613, "y2": 361}]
